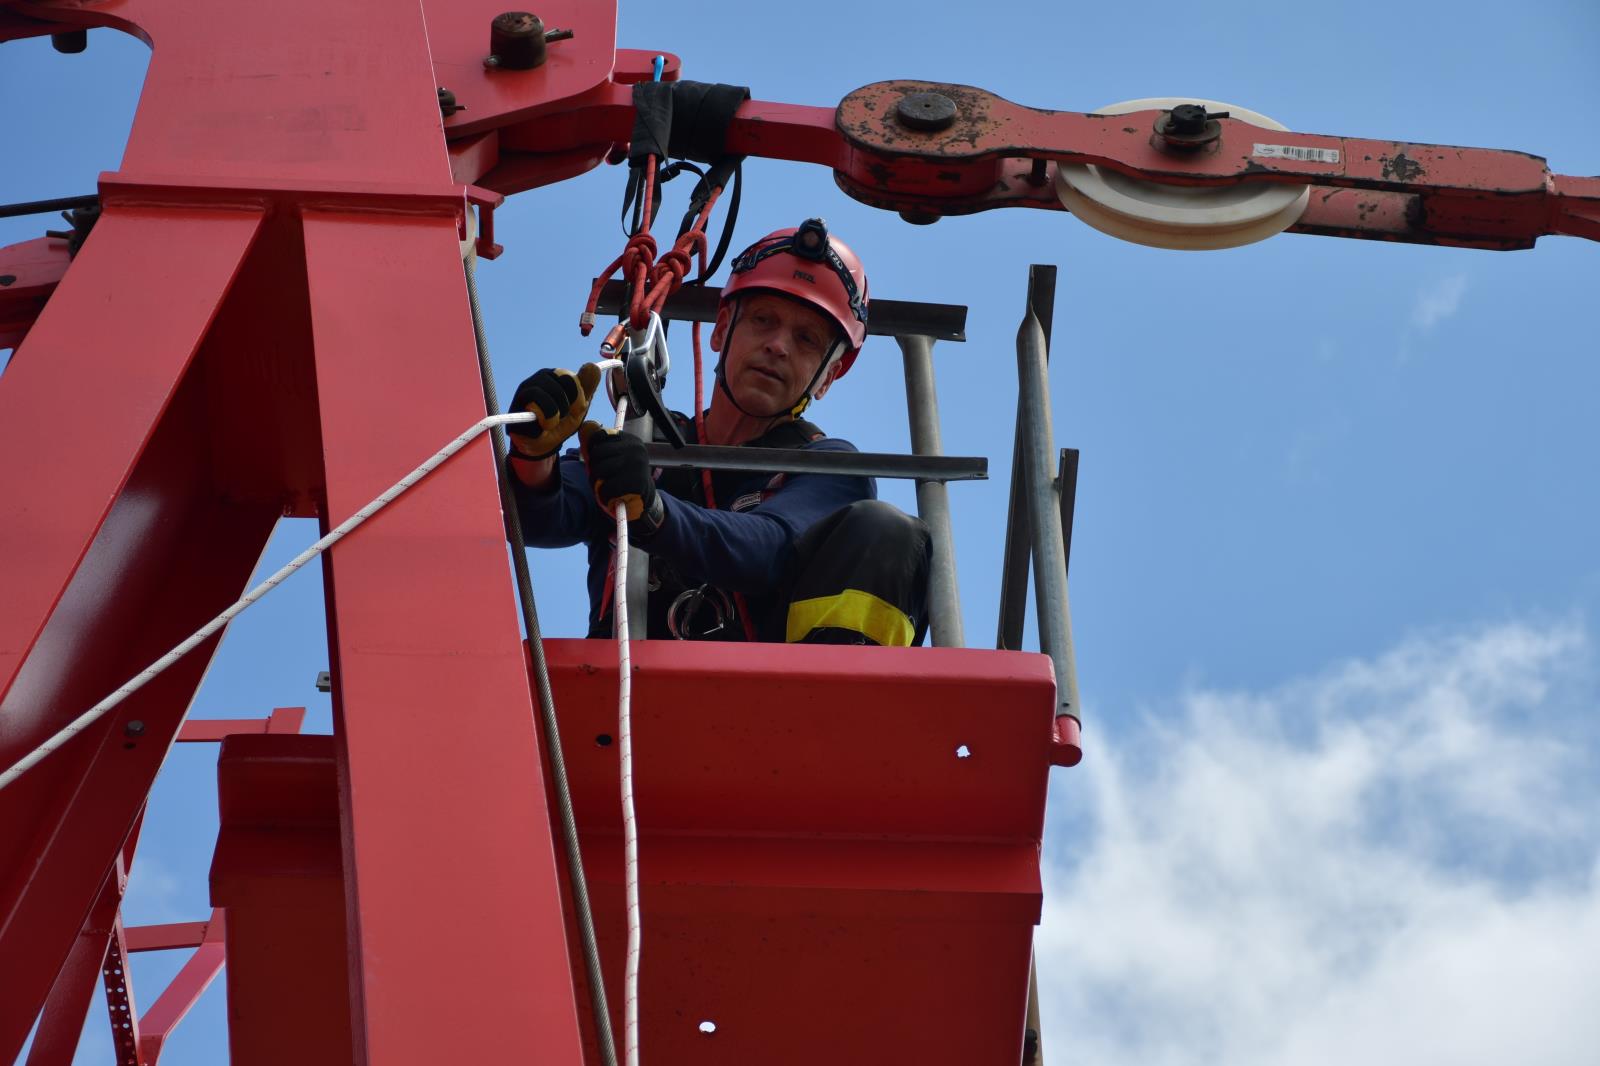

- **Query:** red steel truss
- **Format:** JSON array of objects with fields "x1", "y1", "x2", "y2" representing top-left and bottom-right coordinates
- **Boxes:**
[{"x1": 0, "y1": 0, "x2": 1592, "y2": 1062}]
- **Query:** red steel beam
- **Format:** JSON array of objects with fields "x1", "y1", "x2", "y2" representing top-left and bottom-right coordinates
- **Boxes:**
[
  {"x1": 24, "y1": 829, "x2": 140, "y2": 1066},
  {"x1": 0, "y1": 205, "x2": 279, "y2": 1060},
  {"x1": 0, "y1": 0, "x2": 619, "y2": 1057},
  {"x1": 0, "y1": 0, "x2": 1584, "y2": 1060},
  {"x1": 0, "y1": 207, "x2": 262, "y2": 713},
  {"x1": 124, "y1": 921, "x2": 209, "y2": 953},
  {"x1": 210, "y1": 733, "x2": 352, "y2": 1066},
  {"x1": 5, "y1": 8, "x2": 1590, "y2": 354},
  {"x1": 305, "y1": 206, "x2": 587, "y2": 1063},
  {"x1": 175, "y1": 707, "x2": 307, "y2": 744},
  {"x1": 469, "y1": 76, "x2": 1597, "y2": 248},
  {"x1": 136, "y1": 910, "x2": 227, "y2": 1065}
]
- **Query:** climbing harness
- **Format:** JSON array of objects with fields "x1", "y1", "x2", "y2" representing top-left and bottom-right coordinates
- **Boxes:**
[{"x1": 666, "y1": 583, "x2": 735, "y2": 640}]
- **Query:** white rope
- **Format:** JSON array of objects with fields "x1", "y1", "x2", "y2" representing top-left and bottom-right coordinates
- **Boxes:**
[
  {"x1": 1, "y1": 354, "x2": 648, "y2": 1059},
  {"x1": 0, "y1": 361, "x2": 624, "y2": 792},
  {"x1": 609, "y1": 395, "x2": 644, "y2": 1066}
]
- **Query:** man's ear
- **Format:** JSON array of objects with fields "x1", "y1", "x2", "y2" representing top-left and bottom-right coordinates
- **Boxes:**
[
  {"x1": 810, "y1": 357, "x2": 846, "y2": 401},
  {"x1": 710, "y1": 305, "x2": 732, "y2": 352}
]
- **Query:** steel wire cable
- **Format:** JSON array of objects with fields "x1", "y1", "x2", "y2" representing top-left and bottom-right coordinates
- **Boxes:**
[{"x1": 465, "y1": 250, "x2": 620, "y2": 1066}]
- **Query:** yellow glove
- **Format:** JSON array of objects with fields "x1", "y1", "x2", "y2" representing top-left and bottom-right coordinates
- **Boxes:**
[{"x1": 507, "y1": 363, "x2": 603, "y2": 459}]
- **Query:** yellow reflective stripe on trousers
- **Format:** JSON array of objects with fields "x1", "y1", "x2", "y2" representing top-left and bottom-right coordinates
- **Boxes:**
[{"x1": 785, "y1": 588, "x2": 915, "y2": 647}]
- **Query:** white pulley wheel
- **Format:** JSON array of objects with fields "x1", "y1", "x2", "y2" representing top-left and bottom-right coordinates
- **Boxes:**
[{"x1": 1056, "y1": 97, "x2": 1309, "y2": 250}]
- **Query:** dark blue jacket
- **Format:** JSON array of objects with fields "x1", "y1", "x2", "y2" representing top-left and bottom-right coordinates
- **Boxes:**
[{"x1": 508, "y1": 415, "x2": 874, "y2": 638}]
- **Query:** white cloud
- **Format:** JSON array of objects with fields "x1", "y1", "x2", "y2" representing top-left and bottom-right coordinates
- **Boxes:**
[
  {"x1": 1411, "y1": 275, "x2": 1469, "y2": 330},
  {"x1": 1038, "y1": 621, "x2": 1600, "y2": 1066},
  {"x1": 122, "y1": 852, "x2": 186, "y2": 924}
]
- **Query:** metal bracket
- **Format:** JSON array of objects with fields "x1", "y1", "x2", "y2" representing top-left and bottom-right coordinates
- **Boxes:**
[{"x1": 608, "y1": 311, "x2": 685, "y2": 448}]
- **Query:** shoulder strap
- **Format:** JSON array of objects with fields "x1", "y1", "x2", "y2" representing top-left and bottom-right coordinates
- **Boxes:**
[{"x1": 750, "y1": 418, "x2": 825, "y2": 451}]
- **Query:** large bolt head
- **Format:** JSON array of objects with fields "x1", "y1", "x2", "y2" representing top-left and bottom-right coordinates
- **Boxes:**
[
  {"x1": 488, "y1": 11, "x2": 548, "y2": 69},
  {"x1": 896, "y1": 92, "x2": 958, "y2": 132},
  {"x1": 1167, "y1": 103, "x2": 1210, "y2": 135}
]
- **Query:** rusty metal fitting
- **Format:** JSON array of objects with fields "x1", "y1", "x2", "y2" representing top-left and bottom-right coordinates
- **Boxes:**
[
  {"x1": 45, "y1": 202, "x2": 101, "y2": 258},
  {"x1": 1154, "y1": 103, "x2": 1230, "y2": 151},
  {"x1": 484, "y1": 12, "x2": 573, "y2": 70},
  {"x1": 51, "y1": 30, "x2": 88, "y2": 54},
  {"x1": 896, "y1": 92, "x2": 958, "y2": 132}
]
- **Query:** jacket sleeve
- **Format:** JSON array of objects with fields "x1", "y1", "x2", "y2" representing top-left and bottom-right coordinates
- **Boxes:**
[
  {"x1": 504, "y1": 449, "x2": 596, "y2": 549},
  {"x1": 641, "y1": 440, "x2": 875, "y2": 593}
]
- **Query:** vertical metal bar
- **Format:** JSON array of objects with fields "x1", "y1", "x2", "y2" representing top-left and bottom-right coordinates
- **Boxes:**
[
  {"x1": 1057, "y1": 447, "x2": 1079, "y2": 578},
  {"x1": 1017, "y1": 309, "x2": 1080, "y2": 724},
  {"x1": 308, "y1": 212, "x2": 589, "y2": 1065},
  {"x1": 98, "y1": 858, "x2": 143, "y2": 1066},
  {"x1": 896, "y1": 334, "x2": 965, "y2": 647},
  {"x1": 996, "y1": 266, "x2": 1057, "y2": 650},
  {"x1": 464, "y1": 245, "x2": 619, "y2": 1066}
]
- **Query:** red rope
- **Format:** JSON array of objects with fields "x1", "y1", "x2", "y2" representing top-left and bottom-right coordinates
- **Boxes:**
[
  {"x1": 581, "y1": 173, "x2": 725, "y2": 337},
  {"x1": 677, "y1": 192, "x2": 759, "y2": 642},
  {"x1": 580, "y1": 172, "x2": 760, "y2": 640}
]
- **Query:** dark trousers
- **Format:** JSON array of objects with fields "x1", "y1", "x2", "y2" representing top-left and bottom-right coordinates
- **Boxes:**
[{"x1": 768, "y1": 499, "x2": 932, "y2": 647}]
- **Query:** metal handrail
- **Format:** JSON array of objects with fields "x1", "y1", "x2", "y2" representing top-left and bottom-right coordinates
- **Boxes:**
[{"x1": 642, "y1": 442, "x2": 984, "y2": 482}]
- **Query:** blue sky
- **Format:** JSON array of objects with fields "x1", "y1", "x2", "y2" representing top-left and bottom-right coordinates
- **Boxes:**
[{"x1": 5, "y1": 1, "x2": 1599, "y2": 1061}]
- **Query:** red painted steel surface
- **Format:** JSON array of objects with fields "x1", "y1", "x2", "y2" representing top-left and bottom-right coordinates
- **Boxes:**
[
  {"x1": 205, "y1": 644, "x2": 1057, "y2": 1063},
  {"x1": 306, "y1": 207, "x2": 586, "y2": 1062},
  {"x1": 208, "y1": 734, "x2": 352, "y2": 1065},
  {"x1": 0, "y1": 207, "x2": 262, "y2": 710},
  {"x1": 123, "y1": 922, "x2": 209, "y2": 953},
  {"x1": 0, "y1": 237, "x2": 70, "y2": 350},
  {"x1": 25, "y1": 857, "x2": 135, "y2": 1066},
  {"x1": 0, "y1": 293, "x2": 279, "y2": 1057},
  {"x1": 545, "y1": 640, "x2": 1056, "y2": 1064},
  {"x1": 7, "y1": 0, "x2": 1587, "y2": 1059},
  {"x1": 0, "y1": 0, "x2": 623, "y2": 1059},
  {"x1": 175, "y1": 707, "x2": 307, "y2": 743}
]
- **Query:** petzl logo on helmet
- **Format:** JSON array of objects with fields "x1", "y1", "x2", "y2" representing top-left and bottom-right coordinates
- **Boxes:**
[{"x1": 792, "y1": 269, "x2": 815, "y2": 283}]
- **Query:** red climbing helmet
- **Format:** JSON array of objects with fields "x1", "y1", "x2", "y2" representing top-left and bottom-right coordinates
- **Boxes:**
[{"x1": 723, "y1": 218, "x2": 870, "y2": 383}]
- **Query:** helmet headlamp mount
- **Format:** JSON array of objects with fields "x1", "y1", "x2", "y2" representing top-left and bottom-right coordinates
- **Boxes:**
[{"x1": 792, "y1": 217, "x2": 830, "y2": 261}]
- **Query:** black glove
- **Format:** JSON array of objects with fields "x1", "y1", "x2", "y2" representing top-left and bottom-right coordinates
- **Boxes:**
[
  {"x1": 507, "y1": 364, "x2": 602, "y2": 459},
  {"x1": 579, "y1": 421, "x2": 664, "y2": 536}
]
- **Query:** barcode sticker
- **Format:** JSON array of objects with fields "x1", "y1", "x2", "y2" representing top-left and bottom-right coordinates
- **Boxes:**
[{"x1": 1254, "y1": 143, "x2": 1341, "y2": 165}]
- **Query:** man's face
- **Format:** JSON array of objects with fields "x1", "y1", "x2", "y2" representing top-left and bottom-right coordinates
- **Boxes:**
[{"x1": 712, "y1": 293, "x2": 841, "y2": 417}]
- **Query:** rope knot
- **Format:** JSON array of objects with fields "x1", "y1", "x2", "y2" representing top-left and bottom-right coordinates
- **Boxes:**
[{"x1": 654, "y1": 247, "x2": 693, "y2": 288}]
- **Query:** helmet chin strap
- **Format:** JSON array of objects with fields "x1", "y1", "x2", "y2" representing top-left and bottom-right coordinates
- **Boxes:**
[{"x1": 786, "y1": 340, "x2": 844, "y2": 418}]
